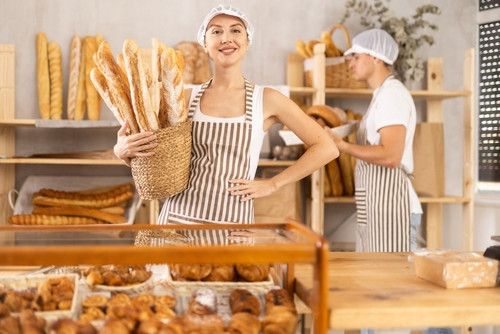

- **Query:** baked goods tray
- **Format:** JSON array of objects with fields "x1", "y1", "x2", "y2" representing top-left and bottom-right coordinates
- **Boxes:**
[
  {"x1": 10, "y1": 175, "x2": 141, "y2": 226},
  {"x1": 164, "y1": 265, "x2": 276, "y2": 296},
  {"x1": 0, "y1": 273, "x2": 80, "y2": 326}
]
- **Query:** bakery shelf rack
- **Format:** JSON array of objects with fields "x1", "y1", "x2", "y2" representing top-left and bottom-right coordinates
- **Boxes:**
[
  {"x1": 0, "y1": 219, "x2": 330, "y2": 334},
  {"x1": 287, "y1": 44, "x2": 475, "y2": 251}
]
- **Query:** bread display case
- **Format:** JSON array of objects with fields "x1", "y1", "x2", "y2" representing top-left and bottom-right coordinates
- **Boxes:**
[{"x1": 0, "y1": 219, "x2": 329, "y2": 333}]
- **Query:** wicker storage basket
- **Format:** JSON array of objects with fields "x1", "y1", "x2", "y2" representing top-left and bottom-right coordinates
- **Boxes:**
[
  {"x1": 131, "y1": 120, "x2": 192, "y2": 200},
  {"x1": 305, "y1": 23, "x2": 368, "y2": 89}
]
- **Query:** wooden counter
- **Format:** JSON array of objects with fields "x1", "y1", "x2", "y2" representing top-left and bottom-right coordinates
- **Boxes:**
[{"x1": 294, "y1": 252, "x2": 500, "y2": 330}]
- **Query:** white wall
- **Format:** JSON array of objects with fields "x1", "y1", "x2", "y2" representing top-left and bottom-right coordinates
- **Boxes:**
[{"x1": 2, "y1": 0, "x2": 499, "y2": 253}]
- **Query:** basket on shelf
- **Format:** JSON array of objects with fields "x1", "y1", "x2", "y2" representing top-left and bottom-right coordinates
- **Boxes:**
[
  {"x1": 131, "y1": 120, "x2": 192, "y2": 200},
  {"x1": 304, "y1": 23, "x2": 368, "y2": 89}
]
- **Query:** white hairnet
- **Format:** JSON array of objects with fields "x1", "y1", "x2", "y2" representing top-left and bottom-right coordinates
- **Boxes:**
[
  {"x1": 344, "y1": 29, "x2": 399, "y2": 65},
  {"x1": 197, "y1": 4, "x2": 254, "y2": 47}
]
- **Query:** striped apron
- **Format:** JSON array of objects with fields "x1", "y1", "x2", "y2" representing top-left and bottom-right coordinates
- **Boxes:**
[
  {"x1": 355, "y1": 77, "x2": 411, "y2": 252},
  {"x1": 157, "y1": 79, "x2": 255, "y2": 232}
]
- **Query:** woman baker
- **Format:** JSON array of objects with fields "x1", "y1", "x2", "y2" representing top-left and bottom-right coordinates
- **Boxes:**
[{"x1": 114, "y1": 4, "x2": 338, "y2": 226}]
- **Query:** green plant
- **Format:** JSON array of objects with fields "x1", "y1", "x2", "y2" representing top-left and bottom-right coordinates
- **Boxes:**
[{"x1": 340, "y1": 0, "x2": 441, "y2": 83}]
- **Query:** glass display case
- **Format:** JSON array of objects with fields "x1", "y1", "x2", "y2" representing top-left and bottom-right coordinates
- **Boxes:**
[{"x1": 0, "y1": 219, "x2": 329, "y2": 333}]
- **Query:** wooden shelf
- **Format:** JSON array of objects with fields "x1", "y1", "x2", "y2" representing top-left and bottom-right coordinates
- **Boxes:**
[
  {"x1": 323, "y1": 196, "x2": 472, "y2": 204},
  {"x1": 0, "y1": 119, "x2": 120, "y2": 128}
]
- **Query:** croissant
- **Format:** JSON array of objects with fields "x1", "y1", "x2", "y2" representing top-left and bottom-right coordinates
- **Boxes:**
[
  {"x1": 227, "y1": 312, "x2": 260, "y2": 334},
  {"x1": 235, "y1": 263, "x2": 270, "y2": 282},
  {"x1": 229, "y1": 288, "x2": 261, "y2": 316}
]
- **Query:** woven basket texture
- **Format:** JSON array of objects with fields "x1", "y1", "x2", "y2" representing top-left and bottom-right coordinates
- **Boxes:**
[{"x1": 131, "y1": 120, "x2": 192, "y2": 200}]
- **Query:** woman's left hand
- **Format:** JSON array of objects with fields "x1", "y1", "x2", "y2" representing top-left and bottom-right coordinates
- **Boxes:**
[{"x1": 227, "y1": 178, "x2": 278, "y2": 201}]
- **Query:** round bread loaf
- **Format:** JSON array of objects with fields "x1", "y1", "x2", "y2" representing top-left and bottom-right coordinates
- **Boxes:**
[{"x1": 306, "y1": 105, "x2": 347, "y2": 127}]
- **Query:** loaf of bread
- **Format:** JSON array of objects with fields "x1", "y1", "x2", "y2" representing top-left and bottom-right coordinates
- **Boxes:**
[
  {"x1": 306, "y1": 105, "x2": 347, "y2": 128},
  {"x1": 150, "y1": 38, "x2": 166, "y2": 117},
  {"x1": 94, "y1": 41, "x2": 139, "y2": 133},
  {"x1": 235, "y1": 263, "x2": 270, "y2": 282},
  {"x1": 8, "y1": 214, "x2": 106, "y2": 225},
  {"x1": 227, "y1": 312, "x2": 261, "y2": 334},
  {"x1": 32, "y1": 206, "x2": 126, "y2": 224},
  {"x1": 83, "y1": 36, "x2": 100, "y2": 120},
  {"x1": 47, "y1": 41, "x2": 63, "y2": 120},
  {"x1": 175, "y1": 41, "x2": 197, "y2": 84},
  {"x1": 159, "y1": 47, "x2": 187, "y2": 126},
  {"x1": 193, "y1": 43, "x2": 212, "y2": 84},
  {"x1": 123, "y1": 39, "x2": 159, "y2": 132},
  {"x1": 38, "y1": 183, "x2": 133, "y2": 201},
  {"x1": 229, "y1": 288, "x2": 261, "y2": 316},
  {"x1": 67, "y1": 35, "x2": 82, "y2": 120},
  {"x1": 90, "y1": 67, "x2": 125, "y2": 125},
  {"x1": 36, "y1": 32, "x2": 51, "y2": 119},
  {"x1": 74, "y1": 37, "x2": 87, "y2": 121},
  {"x1": 325, "y1": 159, "x2": 344, "y2": 196},
  {"x1": 32, "y1": 190, "x2": 133, "y2": 209}
]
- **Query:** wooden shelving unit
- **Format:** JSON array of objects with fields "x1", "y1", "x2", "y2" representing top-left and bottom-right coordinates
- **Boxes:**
[{"x1": 288, "y1": 44, "x2": 475, "y2": 250}]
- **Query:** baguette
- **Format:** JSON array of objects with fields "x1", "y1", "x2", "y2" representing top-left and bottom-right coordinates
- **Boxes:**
[
  {"x1": 48, "y1": 41, "x2": 63, "y2": 120},
  {"x1": 295, "y1": 39, "x2": 309, "y2": 59},
  {"x1": 36, "y1": 32, "x2": 51, "y2": 119},
  {"x1": 74, "y1": 37, "x2": 87, "y2": 120},
  {"x1": 8, "y1": 214, "x2": 106, "y2": 226},
  {"x1": 116, "y1": 53, "x2": 131, "y2": 93},
  {"x1": 90, "y1": 67, "x2": 124, "y2": 125},
  {"x1": 67, "y1": 35, "x2": 82, "y2": 120},
  {"x1": 321, "y1": 30, "x2": 342, "y2": 57},
  {"x1": 151, "y1": 38, "x2": 167, "y2": 117},
  {"x1": 32, "y1": 191, "x2": 134, "y2": 209},
  {"x1": 123, "y1": 39, "x2": 159, "y2": 132},
  {"x1": 37, "y1": 183, "x2": 133, "y2": 201},
  {"x1": 159, "y1": 47, "x2": 186, "y2": 126},
  {"x1": 32, "y1": 206, "x2": 126, "y2": 224},
  {"x1": 325, "y1": 160, "x2": 343, "y2": 196},
  {"x1": 94, "y1": 41, "x2": 139, "y2": 133},
  {"x1": 83, "y1": 36, "x2": 100, "y2": 120}
]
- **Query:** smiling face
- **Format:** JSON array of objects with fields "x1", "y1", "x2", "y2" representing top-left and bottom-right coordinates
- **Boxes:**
[{"x1": 204, "y1": 14, "x2": 249, "y2": 67}]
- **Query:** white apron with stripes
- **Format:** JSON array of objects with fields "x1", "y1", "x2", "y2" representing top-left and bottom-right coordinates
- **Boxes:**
[
  {"x1": 355, "y1": 76, "x2": 411, "y2": 252},
  {"x1": 157, "y1": 79, "x2": 255, "y2": 230}
]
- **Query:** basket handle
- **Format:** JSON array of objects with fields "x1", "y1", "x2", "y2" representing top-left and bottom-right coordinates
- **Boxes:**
[{"x1": 328, "y1": 23, "x2": 352, "y2": 49}]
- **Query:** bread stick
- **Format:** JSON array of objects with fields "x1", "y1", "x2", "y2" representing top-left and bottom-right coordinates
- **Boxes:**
[
  {"x1": 123, "y1": 39, "x2": 159, "y2": 132},
  {"x1": 32, "y1": 191, "x2": 134, "y2": 209},
  {"x1": 36, "y1": 32, "x2": 51, "y2": 119},
  {"x1": 48, "y1": 41, "x2": 63, "y2": 120},
  {"x1": 67, "y1": 35, "x2": 82, "y2": 120},
  {"x1": 94, "y1": 42, "x2": 139, "y2": 133},
  {"x1": 8, "y1": 214, "x2": 106, "y2": 226},
  {"x1": 83, "y1": 36, "x2": 100, "y2": 120},
  {"x1": 159, "y1": 47, "x2": 186, "y2": 126},
  {"x1": 32, "y1": 206, "x2": 126, "y2": 224}
]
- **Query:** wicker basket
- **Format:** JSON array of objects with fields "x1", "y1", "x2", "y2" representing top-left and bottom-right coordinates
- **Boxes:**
[
  {"x1": 131, "y1": 120, "x2": 192, "y2": 200},
  {"x1": 305, "y1": 23, "x2": 368, "y2": 89}
]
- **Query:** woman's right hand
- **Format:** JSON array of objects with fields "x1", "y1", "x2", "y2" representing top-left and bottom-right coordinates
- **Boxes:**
[{"x1": 113, "y1": 120, "x2": 158, "y2": 166}]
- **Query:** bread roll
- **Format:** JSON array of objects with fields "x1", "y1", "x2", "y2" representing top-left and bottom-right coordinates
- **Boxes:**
[
  {"x1": 306, "y1": 105, "x2": 347, "y2": 128},
  {"x1": 83, "y1": 36, "x2": 100, "y2": 120},
  {"x1": 67, "y1": 35, "x2": 82, "y2": 120},
  {"x1": 181, "y1": 313, "x2": 225, "y2": 334},
  {"x1": 188, "y1": 288, "x2": 217, "y2": 316},
  {"x1": 227, "y1": 312, "x2": 260, "y2": 334},
  {"x1": 229, "y1": 288, "x2": 261, "y2": 316},
  {"x1": 94, "y1": 41, "x2": 139, "y2": 133},
  {"x1": 202, "y1": 264, "x2": 235, "y2": 282},
  {"x1": 36, "y1": 32, "x2": 50, "y2": 119},
  {"x1": 48, "y1": 41, "x2": 63, "y2": 120},
  {"x1": 159, "y1": 47, "x2": 187, "y2": 126},
  {"x1": 123, "y1": 39, "x2": 159, "y2": 132}
]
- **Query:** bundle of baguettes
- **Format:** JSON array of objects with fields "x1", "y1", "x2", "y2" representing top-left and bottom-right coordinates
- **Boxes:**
[{"x1": 91, "y1": 38, "x2": 192, "y2": 200}]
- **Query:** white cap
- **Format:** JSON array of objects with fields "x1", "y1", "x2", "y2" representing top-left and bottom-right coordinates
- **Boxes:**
[
  {"x1": 344, "y1": 28, "x2": 399, "y2": 65},
  {"x1": 197, "y1": 4, "x2": 254, "y2": 47}
]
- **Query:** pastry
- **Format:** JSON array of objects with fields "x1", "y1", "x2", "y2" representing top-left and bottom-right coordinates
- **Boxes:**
[
  {"x1": 67, "y1": 35, "x2": 82, "y2": 120},
  {"x1": 123, "y1": 39, "x2": 159, "y2": 132},
  {"x1": 229, "y1": 288, "x2": 261, "y2": 316},
  {"x1": 181, "y1": 313, "x2": 225, "y2": 334},
  {"x1": 98, "y1": 319, "x2": 130, "y2": 334},
  {"x1": 170, "y1": 263, "x2": 212, "y2": 281},
  {"x1": 188, "y1": 288, "x2": 217, "y2": 315},
  {"x1": 235, "y1": 263, "x2": 270, "y2": 282},
  {"x1": 227, "y1": 312, "x2": 260, "y2": 334},
  {"x1": 261, "y1": 306, "x2": 297, "y2": 334},
  {"x1": 81, "y1": 294, "x2": 107, "y2": 309},
  {"x1": 202, "y1": 264, "x2": 235, "y2": 282},
  {"x1": 94, "y1": 41, "x2": 139, "y2": 133},
  {"x1": 36, "y1": 32, "x2": 50, "y2": 119},
  {"x1": 48, "y1": 41, "x2": 63, "y2": 120},
  {"x1": 265, "y1": 289, "x2": 296, "y2": 315}
]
